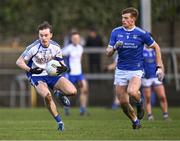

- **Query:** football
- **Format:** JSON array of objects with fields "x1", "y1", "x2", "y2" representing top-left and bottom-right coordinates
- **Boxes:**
[{"x1": 46, "y1": 60, "x2": 61, "y2": 76}]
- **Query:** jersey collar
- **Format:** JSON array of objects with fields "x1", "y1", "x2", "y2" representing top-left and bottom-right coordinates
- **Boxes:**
[{"x1": 123, "y1": 26, "x2": 136, "y2": 31}]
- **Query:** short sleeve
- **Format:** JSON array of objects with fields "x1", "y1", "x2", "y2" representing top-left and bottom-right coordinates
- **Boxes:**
[
  {"x1": 21, "y1": 47, "x2": 34, "y2": 61},
  {"x1": 55, "y1": 47, "x2": 63, "y2": 58},
  {"x1": 62, "y1": 45, "x2": 71, "y2": 56},
  {"x1": 108, "y1": 30, "x2": 117, "y2": 47},
  {"x1": 142, "y1": 32, "x2": 155, "y2": 47}
]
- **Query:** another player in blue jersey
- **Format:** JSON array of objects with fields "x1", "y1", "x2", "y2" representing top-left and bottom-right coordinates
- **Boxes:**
[
  {"x1": 142, "y1": 47, "x2": 169, "y2": 120},
  {"x1": 16, "y1": 21, "x2": 77, "y2": 131},
  {"x1": 106, "y1": 7, "x2": 164, "y2": 129},
  {"x1": 61, "y1": 32, "x2": 89, "y2": 116}
]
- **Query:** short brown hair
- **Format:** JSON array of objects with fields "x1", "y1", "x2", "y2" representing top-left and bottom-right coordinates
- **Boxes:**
[
  {"x1": 71, "y1": 31, "x2": 79, "y2": 37},
  {"x1": 122, "y1": 7, "x2": 139, "y2": 19},
  {"x1": 38, "y1": 21, "x2": 52, "y2": 33}
]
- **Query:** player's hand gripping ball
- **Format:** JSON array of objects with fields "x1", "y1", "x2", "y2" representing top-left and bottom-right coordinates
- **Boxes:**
[{"x1": 46, "y1": 60, "x2": 62, "y2": 76}]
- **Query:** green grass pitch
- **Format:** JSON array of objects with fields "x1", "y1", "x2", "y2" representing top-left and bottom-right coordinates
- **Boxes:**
[{"x1": 0, "y1": 107, "x2": 180, "y2": 140}]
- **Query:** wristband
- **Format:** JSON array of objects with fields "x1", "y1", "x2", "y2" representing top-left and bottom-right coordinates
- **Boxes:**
[{"x1": 156, "y1": 66, "x2": 162, "y2": 71}]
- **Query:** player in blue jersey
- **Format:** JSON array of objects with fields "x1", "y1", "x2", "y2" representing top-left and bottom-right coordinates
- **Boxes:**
[
  {"x1": 61, "y1": 32, "x2": 89, "y2": 116},
  {"x1": 16, "y1": 21, "x2": 77, "y2": 131},
  {"x1": 106, "y1": 7, "x2": 164, "y2": 129},
  {"x1": 142, "y1": 47, "x2": 169, "y2": 120}
]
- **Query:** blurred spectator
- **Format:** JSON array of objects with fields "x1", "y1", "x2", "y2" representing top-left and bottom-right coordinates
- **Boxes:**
[
  {"x1": 64, "y1": 28, "x2": 85, "y2": 47},
  {"x1": 85, "y1": 27, "x2": 104, "y2": 73},
  {"x1": 11, "y1": 36, "x2": 20, "y2": 48},
  {"x1": 63, "y1": 28, "x2": 77, "y2": 47}
]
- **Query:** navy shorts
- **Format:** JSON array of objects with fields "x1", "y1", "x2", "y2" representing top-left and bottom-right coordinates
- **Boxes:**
[
  {"x1": 66, "y1": 74, "x2": 85, "y2": 84},
  {"x1": 29, "y1": 75, "x2": 62, "y2": 89}
]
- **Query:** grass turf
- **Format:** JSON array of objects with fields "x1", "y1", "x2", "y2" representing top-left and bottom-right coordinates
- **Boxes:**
[{"x1": 0, "y1": 107, "x2": 180, "y2": 140}]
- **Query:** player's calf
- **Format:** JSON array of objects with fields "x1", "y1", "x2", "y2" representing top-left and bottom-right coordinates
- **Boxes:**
[{"x1": 136, "y1": 98, "x2": 145, "y2": 120}]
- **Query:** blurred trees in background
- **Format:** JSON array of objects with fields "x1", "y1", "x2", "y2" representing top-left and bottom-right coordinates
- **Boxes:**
[
  {"x1": 0, "y1": 0, "x2": 179, "y2": 45},
  {"x1": 0, "y1": 0, "x2": 138, "y2": 38}
]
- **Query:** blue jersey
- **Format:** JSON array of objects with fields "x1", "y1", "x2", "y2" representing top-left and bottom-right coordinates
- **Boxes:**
[
  {"x1": 108, "y1": 26, "x2": 154, "y2": 70},
  {"x1": 143, "y1": 48, "x2": 157, "y2": 78}
]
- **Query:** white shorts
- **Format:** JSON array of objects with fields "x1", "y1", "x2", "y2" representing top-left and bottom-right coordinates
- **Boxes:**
[
  {"x1": 141, "y1": 77, "x2": 162, "y2": 87},
  {"x1": 114, "y1": 69, "x2": 144, "y2": 86}
]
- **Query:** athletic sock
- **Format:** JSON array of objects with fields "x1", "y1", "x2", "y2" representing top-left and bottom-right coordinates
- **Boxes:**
[
  {"x1": 80, "y1": 106, "x2": 86, "y2": 113},
  {"x1": 54, "y1": 114, "x2": 62, "y2": 123},
  {"x1": 148, "y1": 113, "x2": 153, "y2": 117},
  {"x1": 163, "y1": 112, "x2": 168, "y2": 118},
  {"x1": 132, "y1": 118, "x2": 139, "y2": 125}
]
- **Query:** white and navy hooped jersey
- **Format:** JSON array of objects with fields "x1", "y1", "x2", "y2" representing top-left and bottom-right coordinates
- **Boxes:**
[
  {"x1": 143, "y1": 47, "x2": 157, "y2": 78},
  {"x1": 62, "y1": 43, "x2": 83, "y2": 75},
  {"x1": 108, "y1": 26, "x2": 155, "y2": 70},
  {"x1": 21, "y1": 40, "x2": 63, "y2": 77}
]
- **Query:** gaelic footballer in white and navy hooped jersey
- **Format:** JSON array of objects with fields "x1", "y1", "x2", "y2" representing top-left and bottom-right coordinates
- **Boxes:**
[
  {"x1": 21, "y1": 39, "x2": 63, "y2": 77},
  {"x1": 62, "y1": 43, "x2": 83, "y2": 75},
  {"x1": 109, "y1": 26, "x2": 155, "y2": 70}
]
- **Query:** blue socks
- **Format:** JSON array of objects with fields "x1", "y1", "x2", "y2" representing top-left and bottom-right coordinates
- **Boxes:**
[
  {"x1": 132, "y1": 119, "x2": 140, "y2": 125},
  {"x1": 54, "y1": 114, "x2": 62, "y2": 123},
  {"x1": 80, "y1": 106, "x2": 86, "y2": 114}
]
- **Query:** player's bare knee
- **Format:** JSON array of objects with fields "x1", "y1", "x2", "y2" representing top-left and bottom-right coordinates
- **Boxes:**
[
  {"x1": 160, "y1": 96, "x2": 167, "y2": 103},
  {"x1": 82, "y1": 88, "x2": 88, "y2": 95},
  {"x1": 70, "y1": 87, "x2": 77, "y2": 96},
  {"x1": 146, "y1": 98, "x2": 151, "y2": 103},
  {"x1": 127, "y1": 89, "x2": 137, "y2": 97}
]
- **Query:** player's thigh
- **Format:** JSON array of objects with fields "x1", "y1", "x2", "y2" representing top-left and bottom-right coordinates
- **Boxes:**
[
  {"x1": 54, "y1": 76, "x2": 77, "y2": 95},
  {"x1": 35, "y1": 81, "x2": 51, "y2": 98},
  {"x1": 153, "y1": 84, "x2": 166, "y2": 99},
  {"x1": 115, "y1": 85, "x2": 129, "y2": 103},
  {"x1": 127, "y1": 76, "x2": 141, "y2": 94}
]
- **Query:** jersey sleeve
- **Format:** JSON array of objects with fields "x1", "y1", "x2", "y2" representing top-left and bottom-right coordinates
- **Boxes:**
[
  {"x1": 21, "y1": 40, "x2": 39, "y2": 61},
  {"x1": 108, "y1": 30, "x2": 117, "y2": 48},
  {"x1": 142, "y1": 32, "x2": 155, "y2": 47},
  {"x1": 62, "y1": 45, "x2": 71, "y2": 56},
  {"x1": 55, "y1": 47, "x2": 64, "y2": 61},
  {"x1": 21, "y1": 47, "x2": 35, "y2": 61}
]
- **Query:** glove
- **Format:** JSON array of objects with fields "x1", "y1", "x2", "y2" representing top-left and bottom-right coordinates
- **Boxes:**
[
  {"x1": 156, "y1": 66, "x2": 164, "y2": 82},
  {"x1": 56, "y1": 62, "x2": 69, "y2": 75},
  {"x1": 113, "y1": 41, "x2": 123, "y2": 50},
  {"x1": 29, "y1": 67, "x2": 43, "y2": 74}
]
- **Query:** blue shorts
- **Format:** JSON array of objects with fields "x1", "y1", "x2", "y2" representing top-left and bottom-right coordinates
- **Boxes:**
[
  {"x1": 66, "y1": 74, "x2": 85, "y2": 84},
  {"x1": 29, "y1": 75, "x2": 62, "y2": 89}
]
